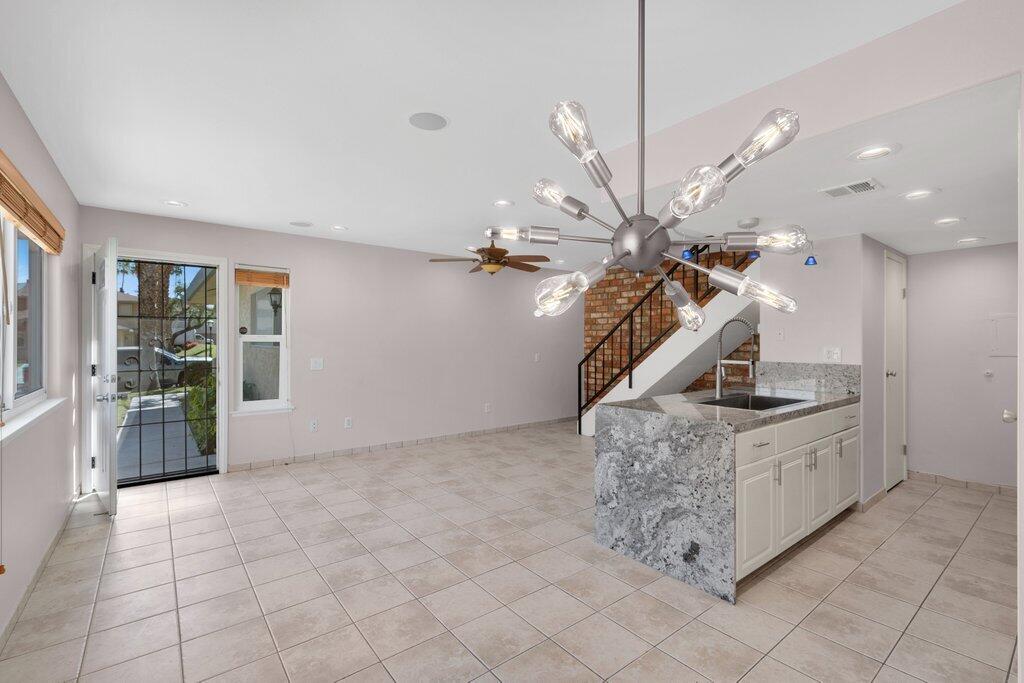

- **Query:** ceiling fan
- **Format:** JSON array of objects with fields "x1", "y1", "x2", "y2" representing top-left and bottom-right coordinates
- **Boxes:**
[{"x1": 429, "y1": 241, "x2": 550, "y2": 275}]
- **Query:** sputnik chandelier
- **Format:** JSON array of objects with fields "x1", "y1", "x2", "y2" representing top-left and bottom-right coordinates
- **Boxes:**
[{"x1": 484, "y1": 0, "x2": 808, "y2": 329}]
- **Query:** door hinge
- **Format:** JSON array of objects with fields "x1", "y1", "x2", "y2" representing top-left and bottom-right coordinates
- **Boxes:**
[
  {"x1": 91, "y1": 364, "x2": 97, "y2": 377},
  {"x1": 90, "y1": 456, "x2": 96, "y2": 468},
  {"x1": 902, "y1": 444, "x2": 907, "y2": 456},
  {"x1": 901, "y1": 288, "x2": 906, "y2": 299},
  {"x1": 91, "y1": 271, "x2": 96, "y2": 285}
]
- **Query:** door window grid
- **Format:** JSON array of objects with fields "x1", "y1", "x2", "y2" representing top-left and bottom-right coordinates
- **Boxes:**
[{"x1": 115, "y1": 258, "x2": 218, "y2": 484}]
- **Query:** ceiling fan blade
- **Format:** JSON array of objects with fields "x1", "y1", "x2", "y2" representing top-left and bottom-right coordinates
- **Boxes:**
[
  {"x1": 465, "y1": 246, "x2": 484, "y2": 255},
  {"x1": 469, "y1": 264, "x2": 483, "y2": 273},
  {"x1": 429, "y1": 258, "x2": 478, "y2": 262},
  {"x1": 504, "y1": 261, "x2": 540, "y2": 273},
  {"x1": 505, "y1": 255, "x2": 550, "y2": 262}
]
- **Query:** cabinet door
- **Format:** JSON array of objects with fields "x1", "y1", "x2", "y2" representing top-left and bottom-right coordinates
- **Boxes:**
[
  {"x1": 834, "y1": 429, "x2": 860, "y2": 510},
  {"x1": 776, "y1": 447, "x2": 808, "y2": 553},
  {"x1": 808, "y1": 437, "x2": 834, "y2": 531},
  {"x1": 737, "y1": 458, "x2": 776, "y2": 579}
]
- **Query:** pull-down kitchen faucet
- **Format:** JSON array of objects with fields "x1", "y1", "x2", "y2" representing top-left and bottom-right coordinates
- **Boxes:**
[{"x1": 716, "y1": 317, "x2": 756, "y2": 399}]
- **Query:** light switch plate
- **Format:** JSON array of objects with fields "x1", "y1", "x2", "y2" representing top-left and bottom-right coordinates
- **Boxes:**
[
  {"x1": 533, "y1": 352, "x2": 541, "y2": 363},
  {"x1": 344, "y1": 417, "x2": 353, "y2": 429},
  {"x1": 775, "y1": 329, "x2": 785, "y2": 341},
  {"x1": 823, "y1": 347, "x2": 842, "y2": 363},
  {"x1": 310, "y1": 357, "x2": 325, "y2": 371}
]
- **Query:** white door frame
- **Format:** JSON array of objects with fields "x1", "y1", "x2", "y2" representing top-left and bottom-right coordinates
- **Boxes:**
[
  {"x1": 883, "y1": 249, "x2": 908, "y2": 489},
  {"x1": 80, "y1": 244, "x2": 229, "y2": 492}
]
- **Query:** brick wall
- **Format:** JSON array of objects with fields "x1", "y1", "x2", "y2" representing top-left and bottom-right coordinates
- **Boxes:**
[{"x1": 580, "y1": 250, "x2": 752, "y2": 406}]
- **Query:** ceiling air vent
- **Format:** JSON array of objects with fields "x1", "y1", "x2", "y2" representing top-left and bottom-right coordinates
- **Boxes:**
[{"x1": 819, "y1": 178, "x2": 883, "y2": 198}]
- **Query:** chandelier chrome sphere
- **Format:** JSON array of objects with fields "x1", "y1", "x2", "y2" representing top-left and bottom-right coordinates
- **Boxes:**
[{"x1": 484, "y1": 0, "x2": 808, "y2": 330}]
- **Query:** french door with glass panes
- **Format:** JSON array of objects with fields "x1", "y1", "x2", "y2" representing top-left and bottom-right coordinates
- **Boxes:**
[{"x1": 114, "y1": 258, "x2": 218, "y2": 484}]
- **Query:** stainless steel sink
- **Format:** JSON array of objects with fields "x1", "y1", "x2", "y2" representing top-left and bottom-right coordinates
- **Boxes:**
[{"x1": 696, "y1": 394, "x2": 810, "y2": 411}]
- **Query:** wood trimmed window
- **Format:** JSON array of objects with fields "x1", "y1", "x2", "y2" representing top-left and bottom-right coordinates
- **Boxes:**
[
  {"x1": 0, "y1": 149, "x2": 65, "y2": 255},
  {"x1": 235, "y1": 267, "x2": 290, "y2": 412}
]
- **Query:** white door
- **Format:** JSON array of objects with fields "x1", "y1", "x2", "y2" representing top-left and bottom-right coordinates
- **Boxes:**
[
  {"x1": 94, "y1": 238, "x2": 119, "y2": 516},
  {"x1": 835, "y1": 428, "x2": 860, "y2": 510},
  {"x1": 807, "y1": 437, "x2": 834, "y2": 531},
  {"x1": 884, "y1": 251, "x2": 907, "y2": 489},
  {"x1": 776, "y1": 447, "x2": 808, "y2": 552},
  {"x1": 736, "y1": 458, "x2": 776, "y2": 578}
]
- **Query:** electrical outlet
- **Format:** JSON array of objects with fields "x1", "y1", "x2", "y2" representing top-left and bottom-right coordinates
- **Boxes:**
[
  {"x1": 310, "y1": 357, "x2": 324, "y2": 371},
  {"x1": 344, "y1": 417, "x2": 353, "y2": 429},
  {"x1": 309, "y1": 418, "x2": 318, "y2": 432},
  {"x1": 823, "y1": 347, "x2": 842, "y2": 363},
  {"x1": 483, "y1": 402, "x2": 492, "y2": 414},
  {"x1": 533, "y1": 352, "x2": 541, "y2": 363}
]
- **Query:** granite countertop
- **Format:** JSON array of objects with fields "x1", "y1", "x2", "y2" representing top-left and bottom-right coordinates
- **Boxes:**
[{"x1": 602, "y1": 385, "x2": 859, "y2": 433}]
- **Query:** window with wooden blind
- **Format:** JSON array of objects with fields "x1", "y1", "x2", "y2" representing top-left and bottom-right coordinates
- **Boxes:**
[
  {"x1": 235, "y1": 267, "x2": 290, "y2": 412},
  {"x1": 0, "y1": 149, "x2": 60, "y2": 416}
]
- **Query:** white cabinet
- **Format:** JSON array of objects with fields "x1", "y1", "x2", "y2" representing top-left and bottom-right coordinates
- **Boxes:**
[
  {"x1": 735, "y1": 404, "x2": 860, "y2": 580},
  {"x1": 736, "y1": 458, "x2": 776, "y2": 577},
  {"x1": 807, "y1": 436, "x2": 834, "y2": 531},
  {"x1": 834, "y1": 427, "x2": 860, "y2": 511},
  {"x1": 776, "y1": 447, "x2": 808, "y2": 552}
]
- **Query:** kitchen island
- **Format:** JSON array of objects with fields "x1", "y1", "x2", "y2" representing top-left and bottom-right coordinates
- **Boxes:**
[{"x1": 594, "y1": 385, "x2": 860, "y2": 602}]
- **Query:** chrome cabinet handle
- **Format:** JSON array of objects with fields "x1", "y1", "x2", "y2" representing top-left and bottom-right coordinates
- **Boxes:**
[
  {"x1": 836, "y1": 438, "x2": 843, "y2": 457},
  {"x1": 1003, "y1": 410, "x2": 1017, "y2": 424},
  {"x1": 774, "y1": 460, "x2": 782, "y2": 485},
  {"x1": 753, "y1": 441, "x2": 771, "y2": 448}
]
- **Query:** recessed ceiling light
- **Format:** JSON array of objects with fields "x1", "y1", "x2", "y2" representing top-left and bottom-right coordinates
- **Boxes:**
[
  {"x1": 903, "y1": 189, "x2": 937, "y2": 200},
  {"x1": 934, "y1": 217, "x2": 963, "y2": 226},
  {"x1": 849, "y1": 144, "x2": 900, "y2": 161},
  {"x1": 957, "y1": 236, "x2": 984, "y2": 245},
  {"x1": 555, "y1": 259, "x2": 565, "y2": 265},
  {"x1": 289, "y1": 221, "x2": 314, "y2": 228},
  {"x1": 493, "y1": 199, "x2": 515, "y2": 208},
  {"x1": 331, "y1": 225, "x2": 347, "y2": 231},
  {"x1": 163, "y1": 199, "x2": 188, "y2": 207},
  {"x1": 408, "y1": 112, "x2": 448, "y2": 131}
]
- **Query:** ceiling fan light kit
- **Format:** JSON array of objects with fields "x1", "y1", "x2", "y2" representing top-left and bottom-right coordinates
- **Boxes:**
[
  {"x1": 429, "y1": 241, "x2": 550, "y2": 276},
  {"x1": 487, "y1": 0, "x2": 807, "y2": 329}
]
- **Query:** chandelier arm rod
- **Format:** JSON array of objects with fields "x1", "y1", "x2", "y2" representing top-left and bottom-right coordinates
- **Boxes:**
[
  {"x1": 603, "y1": 187, "x2": 633, "y2": 226},
  {"x1": 670, "y1": 238, "x2": 726, "y2": 246},
  {"x1": 662, "y1": 250, "x2": 713, "y2": 276},
  {"x1": 637, "y1": 0, "x2": 645, "y2": 214},
  {"x1": 580, "y1": 210, "x2": 617, "y2": 233},
  {"x1": 655, "y1": 264, "x2": 673, "y2": 287},
  {"x1": 560, "y1": 234, "x2": 614, "y2": 244}
]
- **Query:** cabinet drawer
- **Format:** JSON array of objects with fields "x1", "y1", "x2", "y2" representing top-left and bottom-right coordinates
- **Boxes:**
[
  {"x1": 832, "y1": 403, "x2": 860, "y2": 432},
  {"x1": 776, "y1": 410, "x2": 834, "y2": 453},
  {"x1": 736, "y1": 426, "x2": 776, "y2": 467}
]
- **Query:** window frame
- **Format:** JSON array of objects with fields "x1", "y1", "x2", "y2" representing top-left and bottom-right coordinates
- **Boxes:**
[
  {"x1": 1, "y1": 216, "x2": 47, "y2": 416},
  {"x1": 234, "y1": 270, "x2": 290, "y2": 414}
]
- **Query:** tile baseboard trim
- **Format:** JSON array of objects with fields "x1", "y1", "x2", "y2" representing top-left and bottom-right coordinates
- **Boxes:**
[
  {"x1": 0, "y1": 496, "x2": 77, "y2": 652},
  {"x1": 226, "y1": 415, "x2": 576, "y2": 472},
  {"x1": 857, "y1": 486, "x2": 886, "y2": 512},
  {"x1": 908, "y1": 469, "x2": 1016, "y2": 497}
]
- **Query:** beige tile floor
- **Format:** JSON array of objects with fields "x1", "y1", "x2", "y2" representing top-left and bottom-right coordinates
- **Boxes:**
[{"x1": 0, "y1": 422, "x2": 1017, "y2": 682}]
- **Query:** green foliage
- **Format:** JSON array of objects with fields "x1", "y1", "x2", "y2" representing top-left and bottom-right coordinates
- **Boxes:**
[{"x1": 184, "y1": 370, "x2": 216, "y2": 456}]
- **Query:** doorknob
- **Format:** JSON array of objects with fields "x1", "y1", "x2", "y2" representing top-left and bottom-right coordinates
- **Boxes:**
[
  {"x1": 95, "y1": 394, "x2": 110, "y2": 402},
  {"x1": 1003, "y1": 410, "x2": 1017, "y2": 424},
  {"x1": 885, "y1": 370, "x2": 897, "y2": 378}
]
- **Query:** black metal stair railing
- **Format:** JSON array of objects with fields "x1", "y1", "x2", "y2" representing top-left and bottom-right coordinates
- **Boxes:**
[{"x1": 577, "y1": 246, "x2": 751, "y2": 431}]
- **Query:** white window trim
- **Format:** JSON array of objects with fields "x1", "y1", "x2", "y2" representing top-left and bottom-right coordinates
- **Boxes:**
[
  {"x1": 234, "y1": 273, "x2": 290, "y2": 414},
  {"x1": 1, "y1": 216, "x2": 47, "y2": 420}
]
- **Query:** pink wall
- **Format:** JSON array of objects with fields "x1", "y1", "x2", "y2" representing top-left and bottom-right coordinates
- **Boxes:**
[
  {"x1": 908, "y1": 244, "x2": 1017, "y2": 485},
  {"x1": 79, "y1": 207, "x2": 582, "y2": 468},
  {"x1": 0, "y1": 72, "x2": 81, "y2": 634}
]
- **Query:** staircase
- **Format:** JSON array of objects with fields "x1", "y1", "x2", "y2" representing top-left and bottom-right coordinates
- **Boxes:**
[{"x1": 577, "y1": 247, "x2": 758, "y2": 435}]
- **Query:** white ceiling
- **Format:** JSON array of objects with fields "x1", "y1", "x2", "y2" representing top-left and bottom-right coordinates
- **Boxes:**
[
  {"x1": 0, "y1": 0, "x2": 970, "y2": 266},
  {"x1": 667, "y1": 75, "x2": 1021, "y2": 257}
]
